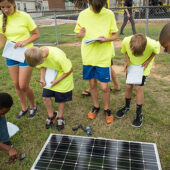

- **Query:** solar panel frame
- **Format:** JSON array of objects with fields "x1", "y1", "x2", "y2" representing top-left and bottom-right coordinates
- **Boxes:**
[{"x1": 31, "y1": 133, "x2": 162, "y2": 170}]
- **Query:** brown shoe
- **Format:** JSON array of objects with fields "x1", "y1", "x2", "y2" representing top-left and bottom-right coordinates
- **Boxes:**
[
  {"x1": 104, "y1": 109, "x2": 114, "y2": 124},
  {"x1": 88, "y1": 106, "x2": 100, "y2": 119}
]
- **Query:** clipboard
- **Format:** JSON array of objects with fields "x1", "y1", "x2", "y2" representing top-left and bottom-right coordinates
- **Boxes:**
[
  {"x1": 2, "y1": 40, "x2": 27, "y2": 63},
  {"x1": 45, "y1": 68, "x2": 58, "y2": 88},
  {"x1": 126, "y1": 65, "x2": 144, "y2": 85}
]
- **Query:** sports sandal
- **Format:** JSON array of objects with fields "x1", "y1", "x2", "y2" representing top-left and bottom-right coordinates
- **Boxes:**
[
  {"x1": 88, "y1": 106, "x2": 100, "y2": 119},
  {"x1": 82, "y1": 90, "x2": 91, "y2": 96},
  {"x1": 104, "y1": 109, "x2": 114, "y2": 124},
  {"x1": 45, "y1": 111, "x2": 58, "y2": 129},
  {"x1": 56, "y1": 117, "x2": 65, "y2": 131}
]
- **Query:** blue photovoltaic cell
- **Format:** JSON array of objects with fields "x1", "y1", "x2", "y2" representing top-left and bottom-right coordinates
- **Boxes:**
[{"x1": 31, "y1": 134, "x2": 161, "y2": 170}]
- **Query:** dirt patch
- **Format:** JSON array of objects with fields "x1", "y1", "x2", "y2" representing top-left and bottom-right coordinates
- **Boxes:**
[
  {"x1": 112, "y1": 65, "x2": 124, "y2": 74},
  {"x1": 151, "y1": 73, "x2": 170, "y2": 81},
  {"x1": 59, "y1": 42, "x2": 81, "y2": 47},
  {"x1": 59, "y1": 39, "x2": 122, "y2": 48},
  {"x1": 113, "y1": 40, "x2": 122, "y2": 48}
]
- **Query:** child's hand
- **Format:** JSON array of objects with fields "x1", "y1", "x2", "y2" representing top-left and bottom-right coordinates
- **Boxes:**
[
  {"x1": 124, "y1": 63, "x2": 129, "y2": 72},
  {"x1": 79, "y1": 27, "x2": 86, "y2": 38},
  {"x1": 8, "y1": 148, "x2": 19, "y2": 159},
  {"x1": 50, "y1": 80, "x2": 58, "y2": 87},
  {"x1": 40, "y1": 80, "x2": 46, "y2": 87},
  {"x1": 14, "y1": 41, "x2": 26, "y2": 48},
  {"x1": 98, "y1": 36, "x2": 107, "y2": 43}
]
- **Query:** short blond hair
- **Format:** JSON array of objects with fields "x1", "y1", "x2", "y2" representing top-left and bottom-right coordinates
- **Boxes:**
[
  {"x1": 130, "y1": 33, "x2": 147, "y2": 56},
  {"x1": 25, "y1": 47, "x2": 43, "y2": 67}
]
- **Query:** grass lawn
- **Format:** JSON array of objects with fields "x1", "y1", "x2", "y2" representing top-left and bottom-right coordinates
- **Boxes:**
[
  {"x1": 0, "y1": 23, "x2": 170, "y2": 170},
  {"x1": 37, "y1": 22, "x2": 170, "y2": 44}
]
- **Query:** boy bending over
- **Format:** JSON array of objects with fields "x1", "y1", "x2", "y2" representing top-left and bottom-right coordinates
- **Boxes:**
[
  {"x1": 116, "y1": 33, "x2": 160, "y2": 127},
  {"x1": 25, "y1": 47, "x2": 74, "y2": 130}
]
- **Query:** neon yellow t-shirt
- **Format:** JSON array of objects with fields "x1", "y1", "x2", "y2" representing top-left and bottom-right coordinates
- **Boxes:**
[
  {"x1": 121, "y1": 36, "x2": 160, "y2": 76},
  {"x1": 0, "y1": 10, "x2": 36, "y2": 47},
  {"x1": 74, "y1": 8, "x2": 118, "y2": 67},
  {"x1": 36, "y1": 47, "x2": 74, "y2": 93}
]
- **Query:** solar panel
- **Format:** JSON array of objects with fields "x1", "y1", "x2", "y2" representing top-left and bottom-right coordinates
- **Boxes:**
[{"x1": 31, "y1": 134, "x2": 162, "y2": 170}]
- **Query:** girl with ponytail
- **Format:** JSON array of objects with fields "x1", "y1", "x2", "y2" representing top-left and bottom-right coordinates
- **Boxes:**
[
  {"x1": 74, "y1": 0, "x2": 118, "y2": 124},
  {"x1": 0, "y1": 0, "x2": 40, "y2": 119}
]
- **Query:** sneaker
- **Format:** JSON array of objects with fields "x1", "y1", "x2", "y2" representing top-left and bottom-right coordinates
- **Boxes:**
[
  {"x1": 88, "y1": 106, "x2": 100, "y2": 119},
  {"x1": 28, "y1": 106, "x2": 38, "y2": 119},
  {"x1": 45, "y1": 111, "x2": 58, "y2": 129},
  {"x1": 104, "y1": 109, "x2": 114, "y2": 124},
  {"x1": 132, "y1": 113, "x2": 143, "y2": 127},
  {"x1": 16, "y1": 109, "x2": 28, "y2": 119},
  {"x1": 116, "y1": 106, "x2": 129, "y2": 118},
  {"x1": 56, "y1": 117, "x2": 65, "y2": 131}
]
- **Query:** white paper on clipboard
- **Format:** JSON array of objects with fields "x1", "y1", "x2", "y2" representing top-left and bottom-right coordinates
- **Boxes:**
[{"x1": 2, "y1": 40, "x2": 27, "y2": 63}]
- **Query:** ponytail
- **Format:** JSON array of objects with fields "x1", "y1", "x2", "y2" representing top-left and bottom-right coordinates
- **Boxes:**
[
  {"x1": 2, "y1": 14, "x2": 7, "y2": 33},
  {"x1": 88, "y1": 0, "x2": 107, "y2": 13}
]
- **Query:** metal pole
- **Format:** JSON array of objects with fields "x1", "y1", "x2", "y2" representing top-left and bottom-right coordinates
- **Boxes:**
[
  {"x1": 54, "y1": 11, "x2": 58, "y2": 45},
  {"x1": 145, "y1": 0, "x2": 149, "y2": 36}
]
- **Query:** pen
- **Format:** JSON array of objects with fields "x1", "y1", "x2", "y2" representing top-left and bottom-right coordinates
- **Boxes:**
[
  {"x1": 35, "y1": 80, "x2": 43, "y2": 83},
  {"x1": 78, "y1": 23, "x2": 82, "y2": 28}
]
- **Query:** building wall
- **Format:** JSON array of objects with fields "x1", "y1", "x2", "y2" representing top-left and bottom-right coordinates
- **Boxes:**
[
  {"x1": 43, "y1": 0, "x2": 49, "y2": 10},
  {"x1": 48, "y1": 0, "x2": 65, "y2": 10}
]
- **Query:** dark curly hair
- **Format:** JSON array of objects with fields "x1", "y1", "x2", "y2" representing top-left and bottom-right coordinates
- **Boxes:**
[{"x1": 0, "y1": 93, "x2": 13, "y2": 109}]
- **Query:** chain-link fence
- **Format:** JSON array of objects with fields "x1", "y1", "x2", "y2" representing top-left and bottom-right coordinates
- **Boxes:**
[{"x1": 29, "y1": 6, "x2": 170, "y2": 45}]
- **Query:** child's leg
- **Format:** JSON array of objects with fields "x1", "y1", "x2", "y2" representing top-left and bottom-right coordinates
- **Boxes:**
[
  {"x1": 43, "y1": 97, "x2": 54, "y2": 118},
  {"x1": 100, "y1": 82, "x2": 114, "y2": 124},
  {"x1": 125, "y1": 84, "x2": 133, "y2": 99},
  {"x1": 116, "y1": 84, "x2": 133, "y2": 118},
  {"x1": 88, "y1": 79, "x2": 100, "y2": 119},
  {"x1": 132, "y1": 85, "x2": 144, "y2": 127},
  {"x1": 89, "y1": 78, "x2": 99, "y2": 108},
  {"x1": 100, "y1": 82, "x2": 110, "y2": 110},
  {"x1": 135, "y1": 85, "x2": 144, "y2": 105},
  {"x1": 110, "y1": 66, "x2": 121, "y2": 90},
  {"x1": 56, "y1": 102, "x2": 65, "y2": 131},
  {"x1": 58, "y1": 102, "x2": 65, "y2": 118}
]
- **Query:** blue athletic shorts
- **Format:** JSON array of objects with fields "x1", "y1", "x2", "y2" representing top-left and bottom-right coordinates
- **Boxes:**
[
  {"x1": 42, "y1": 88, "x2": 72, "y2": 103},
  {"x1": 83, "y1": 65, "x2": 111, "y2": 82},
  {"x1": 6, "y1": 58, "x2": 29, "y2": 67}
]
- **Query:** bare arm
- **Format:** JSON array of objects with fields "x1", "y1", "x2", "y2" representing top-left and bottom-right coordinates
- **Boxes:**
[
  {"x1": 51, "y1": 67, "x2": 73, "y2": 86},
  {"x1": 0, "y1": 142, "x2": 19, "y2": 158},
  {"x1": 124, "y1": 53, "x2": 130, "y2": 72},
  {"x1": 14, "y1": 28, "x2": 40, "y2": 48},
  {"x1": 40, "y1": 67, "x2": 46, "y2": 87},
  {"x1": 142, "y1": 53, "x2": 156, "y2": 69},
  {"x1": 76, "y1": 27, "x2": 86, "y2": 38},
  {"x1": 98, "y1": 32, "x2": 118, "y2": 43},
  {"x1": 125, "y1": 6, "x2": 130, "y2": 18}
]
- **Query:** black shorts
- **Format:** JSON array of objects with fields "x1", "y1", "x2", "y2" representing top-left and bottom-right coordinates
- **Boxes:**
[
  {"x1": 111, "y1": 59, "x2": 113, "y2": 66},
  {"x1": 42, "y1": 89, "x2": 72, "y2": 103},
  {"x1": 139, "y1": 76, "x2": 147, "y2": 86}
]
